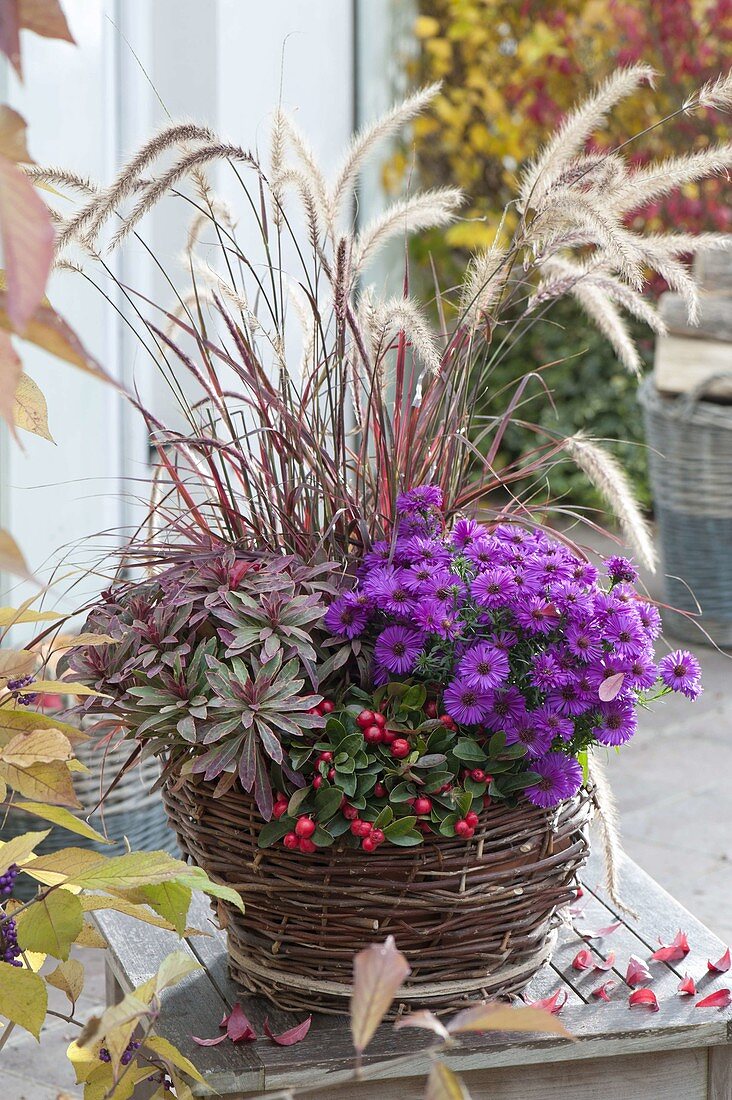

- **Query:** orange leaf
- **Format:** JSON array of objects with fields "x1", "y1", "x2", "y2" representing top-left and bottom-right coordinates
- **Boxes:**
[
  {"x1": 18, "y1": 0, "x2": 75, "y2": 43},
  {"x1": 0, "y1": 156, "x2": 54, "y2": 332},
  {"x1": 448, "y1": 1003, "x2": 573, "y2": 1038},
  {"x1": 0, "y1": 106, "x2": 33, "y2": 164},
  {"x1": 350, "y1": 936, "x2": 411, "y2": 1054}
]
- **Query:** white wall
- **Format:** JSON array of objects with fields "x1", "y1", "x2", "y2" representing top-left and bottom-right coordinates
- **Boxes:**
[{"x1": 0, "y1": 0, "x2": 356, "y2": 612}]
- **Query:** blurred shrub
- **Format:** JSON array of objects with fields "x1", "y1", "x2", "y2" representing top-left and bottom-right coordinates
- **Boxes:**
[{"x1": 397, "y1": 0, "x2": 732, "y2": 508}]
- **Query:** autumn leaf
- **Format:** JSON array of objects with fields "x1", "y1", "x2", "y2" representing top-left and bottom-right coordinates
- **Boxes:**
[
  {"x1": 0, "y1": 328, "x2": 21, "y2": 437},
  {"x1": 0, "y1": 827, "x2": 50, "y2": 874},
  {"x1": 0, "y1": 0, "x2": 75, "y2": 78},
  {"x1": 350, "y1": 936, "x2": 411, "y2": 1054},
  {"x1": 16, "y1": 889, "x2": 83, "y2": 960},
  {"x1": 0, "y1": 157, "x2": 54, "y2": 333},
  {"x1": 425, "y1": 1061, "x2": 472, "y2": 1100},
  {"x1": 12, "y1": 801, "x2": 109, "y2": 844},
  {"x1": 1, "y1": 727, "x2": 73, "y2": 766},
  {"x1": 263, "y1": 1015, "x2": 312, "y2": 1046},
  {"x1": 0, "y1": 961, "x2": 47, "y2": 1037},
  {"x1": 0, "y1": 757, "x2": 80, "y2": 806},
  {"x1": 0, "y1": 529, "x2": 33, "y2": 580},
  {"x1": 143, "y1": 1035, "x2": 205, "y2": 1084},
  {"x1": 447, "y1": 1003, "x2": 572, "y2": 1039},
  {"x1": 46, "y1": 958, "x2": 84, "y2": 1007},
  {"x1": 0, "y1": 604, "x2": 62, "y2": 627},
  {"x1": 0, "y1": 647, "x2": 35, "y2": 681},
  {"x1": 394, "y1": 1009, "x2": 450, "y2": 1040},
  {"x1": 14, "y1": 371, "x2": 52, "y2": 440}
]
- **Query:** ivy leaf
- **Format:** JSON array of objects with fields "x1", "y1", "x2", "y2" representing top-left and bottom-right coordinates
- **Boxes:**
[
  {"x1": 350, "y1": 936, "x2": 411, "y2": 1054},
  {"x1": 0, "y1": 962, "x2": 47, "y2": 1037},
  {"x1": 16, "y1": 889, "x2": 83, "y2": 959}
]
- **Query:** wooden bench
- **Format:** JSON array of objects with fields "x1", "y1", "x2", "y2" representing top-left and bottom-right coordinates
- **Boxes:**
[{"x1": 95, "y1": 850, "x2": 732, "y2": 1099}]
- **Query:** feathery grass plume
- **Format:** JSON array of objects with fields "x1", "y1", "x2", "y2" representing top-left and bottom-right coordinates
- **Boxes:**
[
  {"x1": 24, "y1": 164, "x2": 97, "y2": 195},
  {"x1": 563, "y1": 432, "x2": 656, "y2": 571},
  {"x1": 353, "y1": 187, "x2": 463, "y2": 274},
  {"x1": 588, "y1": 753, "x2": 637, "y2": 917},
  {"x1": 459, "y1": 243, "x2": 510, "y2": 330},
  {"x1": 519, "y1": 64, "x2": 656, "y2": 207},
  {"x1": 328, "y1": 82, "x2": 442, "y2": 228},
  {"x1": 608, "y1": 143, "x2": 732, "y2": 213},
  {"x1": 275, "y1": 167, "x2": 328, "y2": 252},
  {"x1": 277, "y1": 113, "x2": 331, "y2": 232},
  {"x1": 108, "y1": 143, "x2": 259, "y2": 250},
  {"x1": 535, "y1": 190, "x2": 646, "y2": 287},
  {"x1": 269, "y1": 106, "x2": 287, "y2": 229},
  {"x1": 371, "y1": 295, "x2": 443, "y2": 376},
  {"x1": 58, "y1": 121, "x2": 216, "y2": 248},
  {"x1": 691, "y1": 67, "x2": 732, "y2": 111}
]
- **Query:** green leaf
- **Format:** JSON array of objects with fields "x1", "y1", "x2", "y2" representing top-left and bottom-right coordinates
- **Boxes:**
[
  {"x1": 287, "y1": 787, "x2": 311, "y2": 817},
  {"x1": 174, "y1": 865, "x2": 245, "y2": 913},
  {"x1": 140, "y1": 882, "x2": 192, "y2": 937},
  {"x1": 314, "y1": 786, "x2": 343, "y2": 821},
  {"x1": 386, "y1": 832, "x2": 422, "y2": 846},
  {"x1": 16, "y1": 889, "x2": 83, "y2": 960},
  {"x1": 373, "y1": 805, "x2": 394, "y2": 829},
  {"x1": 13, "y1": 802, "x2": 110, "y2": 845},
  {"x1": 0, "y1": 962, "x2": 47, "y2": 1037},
  {"x1": 402, "y1": 684, "x2": 427, "y2": 710},
  {"x1": 388, "y1": 781, "x2": 414, "y2": 802},
  {"x1": 312, "y1": 825, "x2": 334, "y2": 847},
  {"x1": 258, "y1": 819, "x2": 290, "y2": 848},
  {"x1": 452, "y1": 738, "x2": 487, "y2": 764},
  {"x1": 488, "y1": 730, "x2": 506, "y2": 755},
  {"x1": 383, "y1": 816, "x2": 418, "y2": 839}
]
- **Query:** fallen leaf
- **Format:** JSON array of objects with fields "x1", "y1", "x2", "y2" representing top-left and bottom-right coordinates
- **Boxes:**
[
  {"x1": 599, "y1": 672, "x2": 625, "y2": 701},
  {"x1": 678, "y1": 975, "x2": 696, "y2": 996},
  {"x1": 571, "y1": 948, "x2": 594, "y2": 971},
  {"x1": 263, "y1": 1016, "x2": 312, "y2": 1046},
  {"x1": 696, "y1": 988, "x2": 732, "y2": 1008},
  {"x1": 625, "y1": 955, "x2": 652, "y2": 987},
  {"x1": 593, "y1": 951, "x2": 616, "y2": 972},
  {"x1": 526, "y1": 989, "x2": 567, "y2": 1015},
  {"x1": 629, "y1": 988, "x2": 659, "y2": 1011},
  {"x1": 652, "y1": 931, "x2": 690, "y2": 963},
  {"x1": 708, "y1": 948, "x2": 731, "y2": 974},
  {"x1": 224, "y1": 1003, "x2": 257, "y2": 1042},
  {"x1": 592, "y1": 980, "x2": 616, "y2": 1001},
  {"x1": 191, "y1": 1033, "x2": 227, "y2": 1047}
]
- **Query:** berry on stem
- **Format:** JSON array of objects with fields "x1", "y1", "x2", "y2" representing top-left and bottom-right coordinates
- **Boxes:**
[
  {"x1": 390, "y1": 738, "x2": 410, "y2": 759},
  {"x1": 320, "y1": 699, "x2": 335, "y2": 714},
  {"x1": 356, "y1": 709, "x2": 375, "y2": 728},
  {"x1": 362, "y1": 836, "x2": 377, "y2": 852},
  {"x1": 455, "y1": 818, "x2": 475, "y2": 839},
  {"x1": 299, "y1": 837, "x2": 317, "y2": 853},
  {"x1": 372, "y1": 712, "x2": 386, "y2": 728},
  {"x1": 295, "y1": 816, "x2": 316, "y2": 839},
  {"x1": 466, "y1": 810, "x2": 479, "y2": 828},
  {"x1": 414, "y1": 796, "x2": 432, "y2": 816},
  {"x1": 363, "y1": 725, "x2": 383, "y2": 744},
  {"x1": 272, "y1": 801, "x2": 288, "y2": 819},
  {"x1": 374, "y1": 782, "x2": 387, "y2": 798},
  {"x1": 283, "y1": 833, "x2": 299, "y2": 850},
  {"x1": 470, "y1": 769, "x2": 486, "y2": 783}
]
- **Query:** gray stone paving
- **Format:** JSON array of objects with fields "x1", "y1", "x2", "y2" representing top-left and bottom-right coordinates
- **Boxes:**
[{"x1": 4, "y1": 531, "x2": 732, "y2": 1097}]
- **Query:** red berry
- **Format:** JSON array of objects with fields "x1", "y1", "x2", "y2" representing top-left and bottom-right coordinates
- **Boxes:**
[
  {"x1": 455, "y1": 819, "x2": 472, "y2": 838},
  {"x1": 320, "y1": 699, "x2": 335, "y2": 714},
  {"x1": 372, "y1": 712, "x2": 386, "y2": 728},
  {"x1": 418, "y1": 820, "x2": 432, "y2": 833},
  {"x1": 425, "y1": 700, "x2": 438, "y2": 718},
  {"x1": 351, "y1": 819, "x2": 372, "y2": 838},
  {"x1": 466, "y1": 810, "x2": 479, "y2": 828},
  {"x1": 363, "y1": 725, "x2": 383, "y2": 744},
  {"x1": 381, "y1": 729, "x2": 396, "y2": 745},
  {"x1": 318, "y1": 751, "x2": 333, "y2": 764},
  {"x1": 362, "y1": 836, "x2": 377, "y2": 852},
  {"x1": 470, "y1": 769, "x2": 486, "y2": 783},
  {"x1": 357, "y1": 709, "x2": 375, "y2": 728},
  {"x1": 299, "y1": 837, "x2": 317, "y2": 853},
  {"x1": 440, "y1": 714, "x2": 457, "y2": 731},
  {"x1": 312, "y1": 775, "x2": 323, "y2": 789},
  {"x1": 343, "y1": 804, "x2": 358, "y2": 820},
  {"x1": 371, "y1": 828, "x2": 385, "y2": 845},
  {"x1": 483, "y1": 795, "x2": 492, "y2": 809},
  {"x1": 374, "y1": 783, "x2": 387, "y2": 798},
  {"x1": 295, "y1": 816, "x2": 316, "y2": 839},
  {"x1": 391, "y1": 738, "x2": 410, "y2": 759},
  {"x1": 438, "y1": 782, "x2": 453, "y2": 794},
  {"x1": 414, "y1": 796, "x2": 432, "y2": 816},
  {"x1": 273, "y1": 801, "x2": 288, "y2": 819},
  {"x1": 283, "y1": 832, "x2": 299, "y2": 849},
  {"x1": 327, "y1": 768, "x2": 336, "y2": 780}
]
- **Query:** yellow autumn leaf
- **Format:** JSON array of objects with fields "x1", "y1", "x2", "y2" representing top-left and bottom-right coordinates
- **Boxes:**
[
  {"x1": 0, "y1": 707, "x2": 88, "y2": 743},
  {"x1": 0, "y1": 106, "x2": 33, "y2": 163},
  {"x1": 13, "y1": 801, "x2": 110, "y2": 844},
  {"x1": 0, "y1": 757, "x2": 80, "y2": 806},
  {"x1": 46, "y1": 958, "x2": 85, "y2": 1006},
  {"x1": 13, "y1": 371, "x2": 53, "y2": 441},
  {"x1": 1, "y1": 727, "x2": 73, "y2": 766},
  {"x1": 0, "y1": 963, "x2": 47, "y2": 1038},
  {"x1": 0, "y1": 828, "x2": 50, "y2": 875},
  {"x1": 415, "y1": 14, "x2": 440, "y2": 37},
  {"x1": 143, "y1": 1035, "x2": 205, "y2": 1084},
  {"x1": 15, "y1": 679, "x2": 108, "y2": 697},
  {"x1": 0, "y1": 648, "x2": 36, "y2": 681},
  {"x1": 0, "y1": 529, "x2": 34, "y2": 581},
  {"x1": 16, "y1": 889, "x2": 83, "y2": 960},
  {"x1": 0, "y1": 605, "x2": 62, "y2": 627}
]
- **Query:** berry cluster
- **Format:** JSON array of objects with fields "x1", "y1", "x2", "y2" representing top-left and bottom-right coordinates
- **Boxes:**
[
  {"x1": 0, "y1": 917, "x2": 22, "y2": 965},
  {"x1": 282, "y1": 814, "x2": 317, "y2": 854},
  {"x1": 99, "y1": 1039, "x2": 140, "y2": 1066},
  {"x1": 0, "y1": 863, "x2": 19, "y2": 897},
  {"x1": 6, "y1": 676, "x2": 36, "y2": 706}
]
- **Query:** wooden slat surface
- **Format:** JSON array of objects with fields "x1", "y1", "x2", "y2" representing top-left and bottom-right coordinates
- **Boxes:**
[{"x1": 93, "y1": 850, "x2": 732, "y2": 1097}]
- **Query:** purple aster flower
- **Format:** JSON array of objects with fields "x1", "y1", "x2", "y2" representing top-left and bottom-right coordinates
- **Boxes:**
[
  {"x1": 362, "y1": 566, "x2": 416, "y2": 616},
  {"x1": 594, "y1": 697, "x2": 637, "y2": 745},
  {"x1": 491, "y1": 629, "x2": 518, "y2": 650},
  {"x1": 513, "y1": 595, "x2": 560, "y2": 635},
  {"x1": 451, "y1": 517, "x2": 483, "y2": 549},
  {"x1": 529, "y1": 652, "x2": 561, "y2": 691},
  {"x1": 625, "y1": 652, "x2": 657, "y2": 690},
  {"x1": 423, "y1": 570, "x2": 466, "y2": 604},
  {"x1": 363, "y1": 540, "x2": 395, "y2": 570},
  {"x1": 550, "y1": 581, "x2": 595, "y2": 619},
  {"x1": 484, "y1": 686, "x2": 526, "y2": 732},
  {"x1": 505, "y1": 713, "x2": 554, "y2": 758},
  {"x1": 443, "y1": 677, "x2": 492, "y2": 725},
  {"x1": 403, "y1": 562, "x2": 438, "y2": 592},
  {"x1": 658, "y1": 649, "x2": 703, "y2": 699},
  {"x1": 565, "y1": 620, "x2": 604, "y2": 663},
  {"x1": 373, "y1": 625, "x2": 424, "y2": 675},
  {"x1": 414, "y1": 598, "x2": 451, "y2": 633},
  {"x1": 396, "y1": 484, "x2": 443, "y2": 514},
  {"x1": 533, "y1": 703, "x2": 575, "y2": 743},
  {"x1": 405, "y1": 536, "x2": 451, "y2": 568},
  {"x1": 526, "y1": 753, "x2": 583, "y2": 809},
  {"x1": 547, "y1": 679, "x2": 592, "y2": 717},
  {"x1": 636, "y1": 601, "x2": 662, "y2": 639},
  {"x1": 524, "y1": 555, "x2": 574, "y2": 588},
  {"x1": 464, "y1": 537, "x2": 499, "y2": 572},
  {"x1": 458, "y1": 642, "x2": 510, "y2": 691},
  {"x1": 324, "y1": 593, "x2": 370, "y2": 639},
  {"x1": 603, "y1": 609, "x2": 645, "y2": 658},
  {"x1": 569, "y1": 559, "x2": 599, "y2": 586},
  {"x1": 493, "y1": 523, "x2": 528, "y2": 545},
  {"x1": 605, "y1": 555, "x2": 639, "y2": 584},
  {"x1": 471, "y1": 566, "x2": 514, "y2": 608}
]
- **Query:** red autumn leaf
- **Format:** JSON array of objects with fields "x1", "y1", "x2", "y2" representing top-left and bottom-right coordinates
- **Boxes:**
[
  {"x1": 592, "y1": 980, "x2": 616, "y2": 1001},
  {"x1": 191, "y1": 1033, "x2": 228, "y2": 1047},
  {"x1": 593, "y1": 951, "x2": 616, "y2": 972},
  {"x1": 526, "y1": 990, "x2": 567, "y2": 1015},
  {"x1": 599, "y1": 672, "x2": 625, "y2": 702},
  {"x1": 264, "y1": 1015, "x2": 312, "y2": 1046},
  {"x1": 652, "y1": 930, "x2": 690, "y2": 963},
  {"x1": 708, "y1": 948, "x2": 731, "y2": 974},
  {"x1": 678, "y1": 975, "x2": 697, "y2": 996},
  {"x1": 626, "y1": 955, "x2": 652, "y2": 987},
  {"x1": 225, "y1": 1003, "x2": 257, "y2": 1042},
  {"x1": 571, "y1": 948, "x2": 594, "y2": 971},
  {"x1": 629, "y1": 988, "x2": 659, "y2": 1011},
  {"x1": 696, "y1": 988, "x2": 732, "y2": 1008}
]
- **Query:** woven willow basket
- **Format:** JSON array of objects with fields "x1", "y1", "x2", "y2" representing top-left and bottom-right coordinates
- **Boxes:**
[{"x1": 163, "y1": 774, "x2": 594, "y2": 1015}]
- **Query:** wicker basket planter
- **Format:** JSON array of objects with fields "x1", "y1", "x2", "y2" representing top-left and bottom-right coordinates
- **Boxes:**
[{"x1": 163, "y1": 774, "x2": 593, "y2": 1015}]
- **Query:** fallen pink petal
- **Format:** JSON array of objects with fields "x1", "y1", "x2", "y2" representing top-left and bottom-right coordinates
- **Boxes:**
[
  {"x1": 592, "y1": 980, "x2": 616, "y2": 1001},
  {"x1": 264, "y1": 1016, "x2": 313, "y2": 1045},
  {"x1": 652, "y1": 930, "x2": 691, "y2": 962},
  {"x1": 626, "y1": 955, "x2": 653, "y2": 987},
  {"x1": 629, "y1": 989, "x2": 659, "y2": 1011},
  {"x1": 696, "y1": 988, "x2": 732, "y2": 1008},
  {"x1": 527, "y1": 990, "x2": 567, "y2": 1015},
  {"x1": 571, "y1": 948, "x2": 595, "y2": 971},
  {"x1": 192, "y1": 1034, "x2": 228, "y2": 1046},
  {"x1": 678, "y1": 975, "x2": 697, "y2": 996},
  {"x1": 226, "y1": 1003, "x2": 258, "y2": 1042},
  {"x1": 599, "y1": 672, "x2": 625, "y2": 701},
  {"x1": 707, "y1": 948, "x2": 731, "y2": 974},
  {"x1": 577, "y1": 922, "x2": 622, "y2": 940},
  {"x1": 593, "y1": 951, "x2": 616, "y2": 972}
]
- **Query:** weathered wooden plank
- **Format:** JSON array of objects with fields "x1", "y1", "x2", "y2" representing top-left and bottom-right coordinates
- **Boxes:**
[
  {"x1": 92, "y1": 908, "x2": 264, "y2": 1092},
  {"x1": 708, "y1": 1042, "x2": 732, "y2": 1099}
]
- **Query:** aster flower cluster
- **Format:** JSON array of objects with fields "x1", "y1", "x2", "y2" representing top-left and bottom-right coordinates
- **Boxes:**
[{"x1": 323, "y1": 486, "x2": 701, "y2": 814}]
